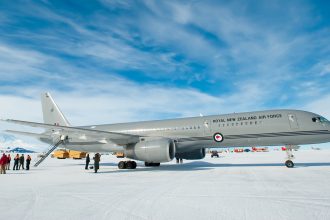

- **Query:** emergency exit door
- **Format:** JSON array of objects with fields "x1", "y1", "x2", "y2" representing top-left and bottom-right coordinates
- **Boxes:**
[
  {"x1": 204, "y1": 119, "x2": 212, "y2": 135},
  {"x1": 288, "y1": 113, "x2": 299, "y2": 129}
]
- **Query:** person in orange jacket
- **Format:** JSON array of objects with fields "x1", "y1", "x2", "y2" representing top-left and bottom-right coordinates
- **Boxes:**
[
  {"x1": 26, "y1": 155, "x2": 32, "y2": 170},
  {"x1": 13, "y1": 154, "x2": 19, "y2": 170},
  {"x1": 6, "y1": 154, "x2": 11, "y2": 170}
]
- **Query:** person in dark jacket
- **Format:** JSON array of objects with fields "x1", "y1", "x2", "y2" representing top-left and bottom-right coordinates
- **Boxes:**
[
  {"x1": 19, "y1": 154, "x2": 25, "y2": 170},
  {"x1": 26, "y1": 155, "x2": 31, "y2": 170},
  {"x1": 85, "y1": 154, "x2": 90, "y2": 170},
  {"x1": 93, "y1": 153, "x2": 101, "y2": 173},
  {"x1": 13, "y1": 154, "x2": 19, "y2": 170}
]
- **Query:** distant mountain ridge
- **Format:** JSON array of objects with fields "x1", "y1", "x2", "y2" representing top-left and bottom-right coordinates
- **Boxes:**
[
  {"x1": 0, "y1": 132, "x2": 40, "y2": 152},
  {"x1": 9, "y1": 147, "x2": 35, "y2": 153}
]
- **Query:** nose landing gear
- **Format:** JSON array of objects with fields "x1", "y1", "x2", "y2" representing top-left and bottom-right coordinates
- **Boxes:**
[
  {"x1": 284, "y1": 145, "x2": 299, "y2": 168},
  {"x1": 285, "y1": 159, "x2": 294, "y2": 168}
]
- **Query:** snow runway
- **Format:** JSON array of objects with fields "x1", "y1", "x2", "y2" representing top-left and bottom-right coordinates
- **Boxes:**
[{"x1": 1, "y1": 150, "x2": 330, "y2": 220}]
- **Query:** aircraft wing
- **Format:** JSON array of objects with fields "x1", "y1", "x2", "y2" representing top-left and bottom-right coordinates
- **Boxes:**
[{"x1": 2, "y1": 119, "x2": 141, "y2": 145}]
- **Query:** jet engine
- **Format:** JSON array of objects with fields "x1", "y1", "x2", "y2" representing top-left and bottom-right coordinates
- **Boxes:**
[
  {"x1": 175, "y1": 148, "x2": 206, "y2": 160},
  {"x1": 125, "y1": 138, "x2": 176, "y2": 163}
]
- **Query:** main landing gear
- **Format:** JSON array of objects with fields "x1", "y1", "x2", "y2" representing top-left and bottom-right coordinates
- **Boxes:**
[
  {"x1": 118, "y1": 161, "x2": 137, "y2": 169},
  {"x1": 284, "y1": 145, "x2": 296, "y2": 168}
]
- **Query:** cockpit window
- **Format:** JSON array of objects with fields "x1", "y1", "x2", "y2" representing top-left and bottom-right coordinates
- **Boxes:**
[{"x1": 312, "y1": 117, "x2": 329, "y2": 123}]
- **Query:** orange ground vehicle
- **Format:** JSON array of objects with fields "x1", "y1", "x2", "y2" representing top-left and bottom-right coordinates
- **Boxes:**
[
  {"x1": 69, "y1": 150, "x2": 87, "y2": 159},
  {"x1": 52, "y1": 149, "x2": 70, "y2": 159},
  {"x1": 52, "y1": 149, "x2": 87, "y2": 159},
  {"x1": 116, "y1": 152, "x2": 125, "y2": 158}
]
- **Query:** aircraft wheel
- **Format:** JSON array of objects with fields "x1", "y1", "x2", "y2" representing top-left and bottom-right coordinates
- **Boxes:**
[
  {"x1": 118, "y1": 161, "x2": 126, "y2": 169},
  {"x1": 126, "y1": 161, "x2": 134, "y2": 169},
  {"x1": 285, "y1": 160, "x2": 294, "y2": 168},
  {"x1": 154, "y1": 163, "x2": 160, "y2": 166},
  {"x1": 132, "y1": 161, "x2": 137, "y2": 169}
]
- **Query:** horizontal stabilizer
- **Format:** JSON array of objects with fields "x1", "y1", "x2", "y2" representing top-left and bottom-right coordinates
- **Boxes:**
[{"x1": 5, "y1": 130, "x2": 48, "y2": 138}]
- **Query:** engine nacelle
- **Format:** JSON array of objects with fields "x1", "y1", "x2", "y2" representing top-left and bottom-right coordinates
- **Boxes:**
[
  {"x1": 125, "y1": 138, "x2": 176, "y2": 163},
  {"x1": 175, "y1": 148, "x2": 206, "y2": 160}
]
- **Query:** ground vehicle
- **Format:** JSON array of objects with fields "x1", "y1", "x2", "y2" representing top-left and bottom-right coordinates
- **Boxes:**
[
  {"x1": 52, "y1": 149, "x2": 86, "y2": 159},
  {"x1": 211, "y1": 151, "x2": 219, "y2": 158},
  {"x1": 116, "y1": 152, "x2": 125, "y2": 158}
]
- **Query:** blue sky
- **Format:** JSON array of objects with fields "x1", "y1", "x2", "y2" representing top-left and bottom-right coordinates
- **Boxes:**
[{"x1": 0, "y1": 0, "x2": 330, "y2": 148}]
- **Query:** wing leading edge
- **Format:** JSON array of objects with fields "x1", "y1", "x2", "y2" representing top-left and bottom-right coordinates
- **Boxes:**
[{"x1": 1, "y1": 119, "x2": 141, "y2": 145}]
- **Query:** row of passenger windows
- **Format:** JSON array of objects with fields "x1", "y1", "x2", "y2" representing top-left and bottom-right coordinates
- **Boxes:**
[
  {"x1": 120, "y1": 121, "x2": 262, "y2": 133},
  {"x1": 160, "y1": 120, "x2": 262, "y2": 131},
  {"x1": 218, "y1": 120, "x2": 262, "y2": 127}
]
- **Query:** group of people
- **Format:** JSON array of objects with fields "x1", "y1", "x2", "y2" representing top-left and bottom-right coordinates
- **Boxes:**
[
  {"x1": 0, "y1": 153, "x2": 32, "y2": 174},
  {"x1": 85, "y1": 153, "x2": 101, "y2": 173}
]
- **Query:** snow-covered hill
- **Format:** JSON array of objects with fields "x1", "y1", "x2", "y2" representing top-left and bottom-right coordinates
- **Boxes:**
[{"x1": 0, "y1": 132, "x2": 41, "y2": 152}]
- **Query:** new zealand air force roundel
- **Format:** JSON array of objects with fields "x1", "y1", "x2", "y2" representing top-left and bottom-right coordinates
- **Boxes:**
[{"x1": 213, "y1": 132, "x2": 224, "y2": 142}]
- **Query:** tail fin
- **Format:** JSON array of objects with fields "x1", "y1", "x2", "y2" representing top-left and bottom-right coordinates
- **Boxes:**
[{"x1": 41, "y1": 92, "x2": 70, "y2": 126}]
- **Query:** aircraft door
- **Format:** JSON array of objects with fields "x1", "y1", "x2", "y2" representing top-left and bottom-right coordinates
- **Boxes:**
[
  {"x1": 203, "y1": 119, "x2": 212, "y2": 135},
  {"x1": 288, "y1": 113, "x2": 299, "y2": 129}
]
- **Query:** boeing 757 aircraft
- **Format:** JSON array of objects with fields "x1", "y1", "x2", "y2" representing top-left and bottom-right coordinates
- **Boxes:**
[{"x1": 2, "y1": 92, "x2": 330, "y2": 168}]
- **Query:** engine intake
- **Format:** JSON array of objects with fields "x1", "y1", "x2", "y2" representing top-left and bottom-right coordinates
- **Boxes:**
[{"x1": 125, "y1": 138, "x2": 175, "y2": 163}]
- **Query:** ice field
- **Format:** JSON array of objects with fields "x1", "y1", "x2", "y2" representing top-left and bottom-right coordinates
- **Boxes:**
[{"x1": 1, "y1": 150, "x2": 330, "y2": 220}]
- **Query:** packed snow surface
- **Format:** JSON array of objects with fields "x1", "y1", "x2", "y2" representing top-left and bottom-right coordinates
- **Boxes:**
[{"x1": 1, "y1": 150, "x2": 330, "y2": 220}]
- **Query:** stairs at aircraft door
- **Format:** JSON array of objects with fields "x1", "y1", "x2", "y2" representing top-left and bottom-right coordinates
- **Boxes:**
[{"x1": 34, "y1": 139, "x2": 64, "y2": 167}]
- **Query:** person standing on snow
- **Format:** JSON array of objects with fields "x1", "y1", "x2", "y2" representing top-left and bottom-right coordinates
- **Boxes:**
[
  {"x1": 93, "y1": 153, "x2": 101, "y2": 173},
  {"x1": 85, "y1": 153, "x2": 90, "y2": 170},
  {"x1": 13, "y1": 154, "x2": 19, "y2": 170},
  {"x1": 19, "y1": 154, "x2": 25, "y2": 170},
  {"x1": 0, "y1": 153, "x2": 8, "y2": 174},
  {"x1": 26, "y1": 155, "x2": 31, "y2": 170},
  {"x1": 6, "y1": 154, "x2": 11, "y2": 170}
]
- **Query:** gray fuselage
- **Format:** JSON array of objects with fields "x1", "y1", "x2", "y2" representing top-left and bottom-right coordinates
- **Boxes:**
[{"x1": 53, "y1": 109, "x2": 330, "y2": 153}]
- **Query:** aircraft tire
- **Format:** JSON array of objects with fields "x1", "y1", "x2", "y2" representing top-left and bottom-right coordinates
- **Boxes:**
[
  {"x1": 126, "y1": 161, "x2": 134, "y2": 169},
  {"x1": 132, "y1": 161, "x2": 137, "y2": 169},
  {"x1": 285, "y1": 160, "x2": 294, "y2": 168},
  {"x1": 118, "y1": 161, "x2": 126, "y2": 169}
]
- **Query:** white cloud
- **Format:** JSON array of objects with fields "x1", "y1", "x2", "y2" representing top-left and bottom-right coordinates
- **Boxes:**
[{"x1": 303, "y1": 94, "x2": 330, "y2": 120}]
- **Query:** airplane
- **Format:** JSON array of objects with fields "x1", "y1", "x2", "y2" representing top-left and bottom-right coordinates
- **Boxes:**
[{"x1": 2, "y1": 92, "x2": 330, "y2": 168}]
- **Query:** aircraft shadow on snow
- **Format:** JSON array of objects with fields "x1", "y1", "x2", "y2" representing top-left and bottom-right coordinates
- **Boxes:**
[{"x1": 86, "y1": 161, "x2": 330, "y2": 174}]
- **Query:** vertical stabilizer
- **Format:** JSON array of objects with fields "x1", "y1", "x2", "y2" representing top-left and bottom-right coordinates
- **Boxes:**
[{"x1": 41, "y1": 92, "x2": 70, "y2": 126}]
